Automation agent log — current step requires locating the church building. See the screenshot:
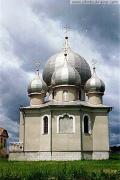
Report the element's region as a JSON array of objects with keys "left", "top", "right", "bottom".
[
  {"left": 9, "top": 32, "right": 112, "bottom": 160},
  {"left": 0, "top": 127, "right": 9, "bottom": 157}
]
